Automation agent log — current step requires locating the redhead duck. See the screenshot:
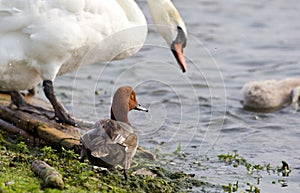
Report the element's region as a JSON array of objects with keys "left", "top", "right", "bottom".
[
  {"left": 80, "top": 86, "right": 148, "bottom": 180},
  {"left": 0, "top": 0, "right": 187, "bottom": 126},
  {"left": 242, "top": 78, "right": 300, "bottom": 112}
]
